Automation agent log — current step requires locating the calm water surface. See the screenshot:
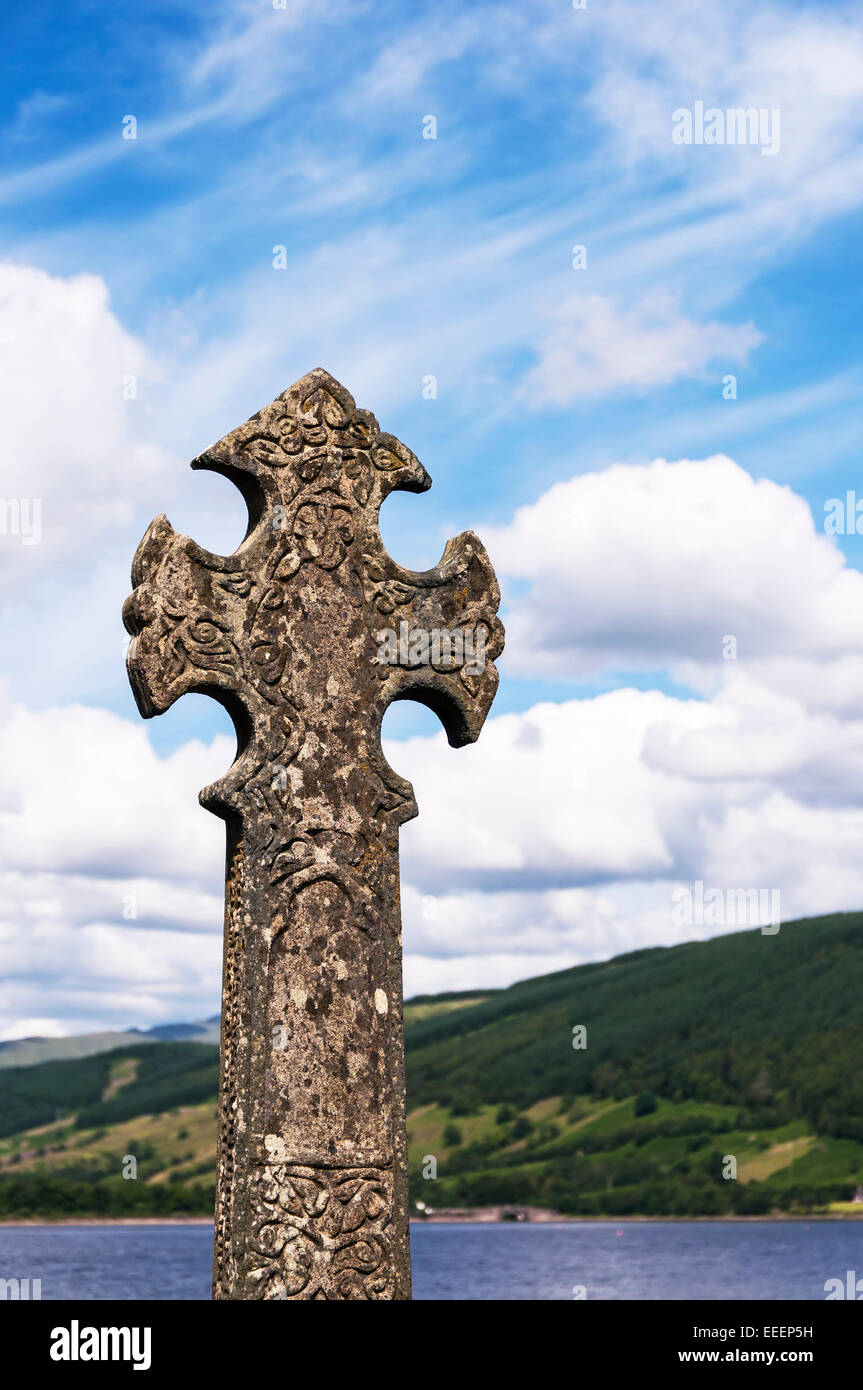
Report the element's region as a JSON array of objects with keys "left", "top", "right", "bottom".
[{"left": 0, "top": 1221, "right": 860, "bottom": 1300}]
